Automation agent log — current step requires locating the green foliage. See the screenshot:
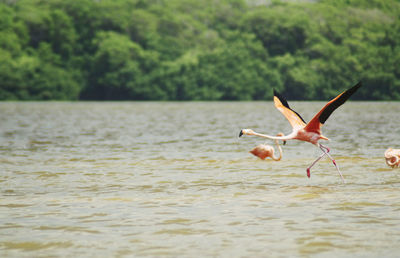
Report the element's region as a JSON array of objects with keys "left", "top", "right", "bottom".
[
  {"left": 83, "top": 31, "right": 160, "bottom": 100},
  {"left": 0, "top": 0, "right": 399, "bottom": 100},
  {"left": 242, "top": 6, "right": 311, "bottom": 56}
]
